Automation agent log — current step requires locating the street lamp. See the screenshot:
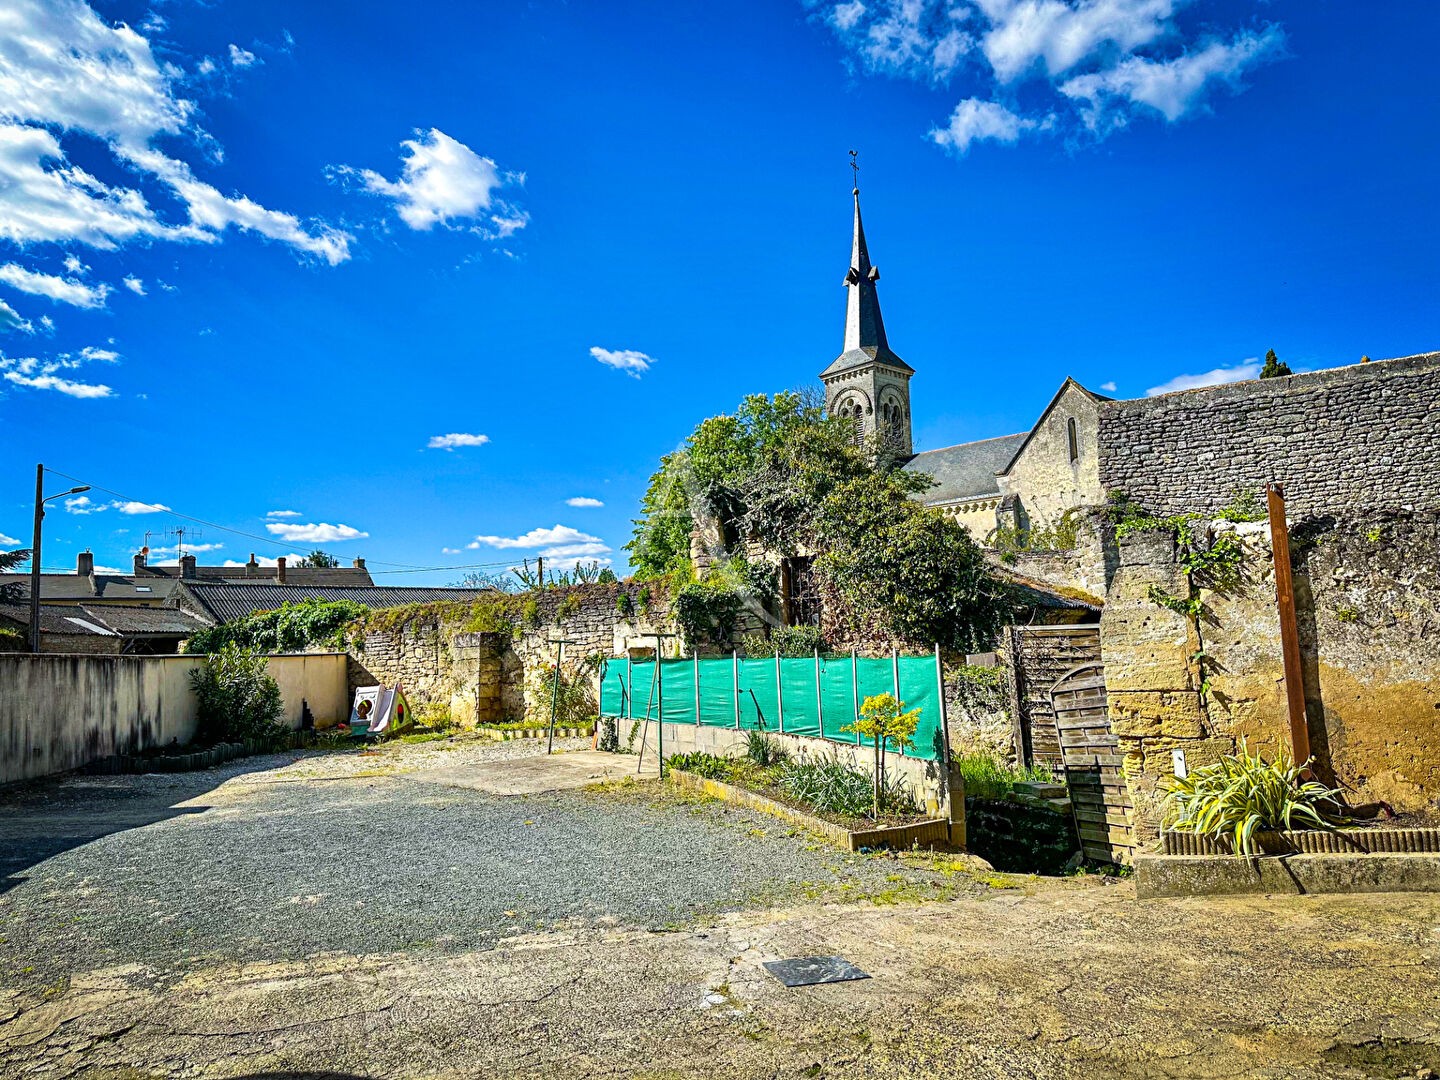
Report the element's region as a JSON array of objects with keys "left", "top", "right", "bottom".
[{"left": 29, "top": 463, "right": 90, "bottom": 653}]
